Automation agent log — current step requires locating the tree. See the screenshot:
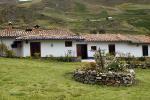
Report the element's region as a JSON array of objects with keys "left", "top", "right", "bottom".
[{"left": 94, "top": 48, "right": 105, "bottom": 72}]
